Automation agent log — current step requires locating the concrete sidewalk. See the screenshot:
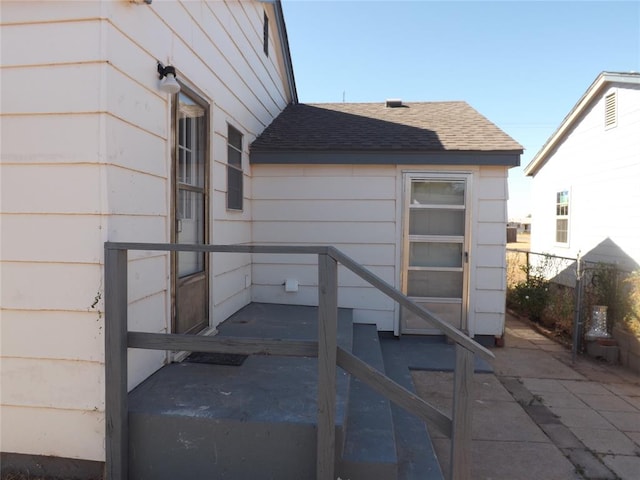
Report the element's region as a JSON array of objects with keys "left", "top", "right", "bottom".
[{"left": 412, "top": 313, "right": 640, "bottom": 479}]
